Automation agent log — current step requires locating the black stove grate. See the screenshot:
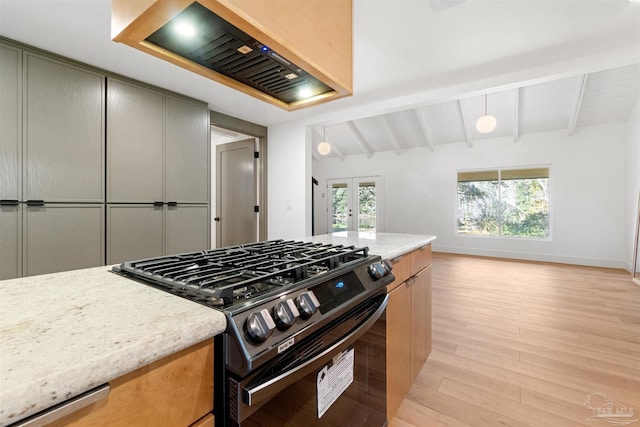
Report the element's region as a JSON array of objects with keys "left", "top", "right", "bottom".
[{"left": 117, "top": 240, "right": 370, "bottom": 309}]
